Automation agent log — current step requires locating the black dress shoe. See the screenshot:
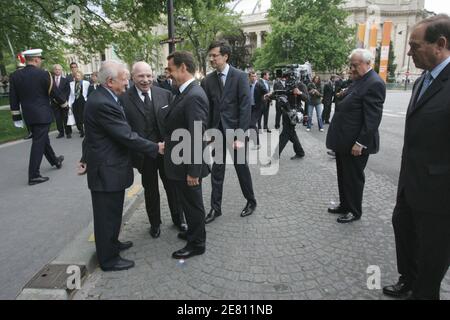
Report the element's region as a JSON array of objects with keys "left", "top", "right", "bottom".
[
  {"left": 328, "top": 205, "right": 349, "bottom": 214},
  {"left": 290, "top": 154, "right": 305, "bottom": 160},
  {"left": 383, "top": 281, "right": 412, "bottom": 298},
  {"left": 172, "top": 245, "right": 205, "bottom": 259},
  {"left": 28, "top": 176, "right": 50, "bottom": 186},
  {"left": 266, "top": 129, "right": 272, "bottom": 133},
  {"left": 118, "top": 241, "right": 133, "bottom": 251},
  {"left": 205, "top": 209, "right": 222, "bottom": 224},
  {"left": 55, "top": 155, "right": 64, "bottom": 169},
  {"left": 80, "top": 132, "right": 85, "bottom": 138},
  {"left": 177, "top": 232, "right": 187, "bottom": 241},
  {"left": 66, "top": 134, "right": 72, "bottom": 139},
  {"left": 56, "top": 133, "right": 64, "bottom": 139},
  {"left": 150, "top": 225, "right": 161, "bottom": 238},
  {"left": 337, "top": 212, "right": 360, "bottom": 224},
  {"left": 240, "top": 202, "right": 256, "bottom": 217},
  {"left": 101, "top": 257, "right": 135, "bottom": 272}
]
